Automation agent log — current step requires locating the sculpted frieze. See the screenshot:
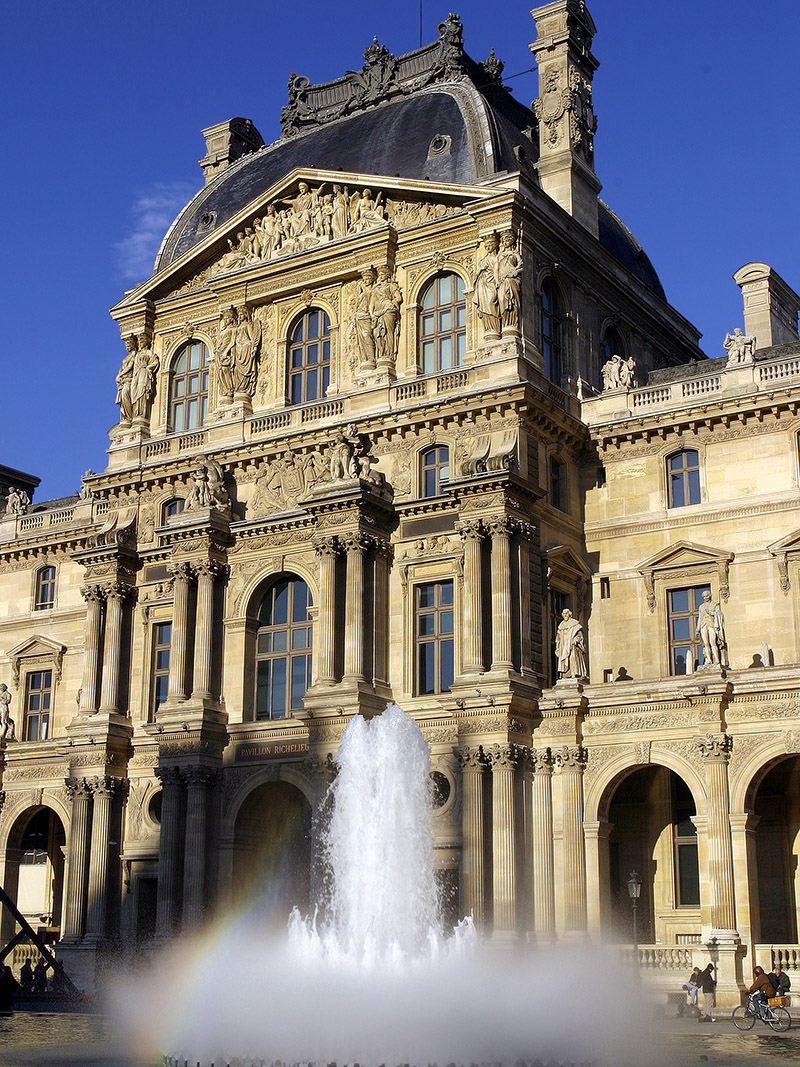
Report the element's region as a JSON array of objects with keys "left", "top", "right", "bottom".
[
  {"left": 726, "top": 700, "right": 800, "bottom": 721},
  {"left": 582, "top": 711, "right": 697, "bottom": 734}
]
